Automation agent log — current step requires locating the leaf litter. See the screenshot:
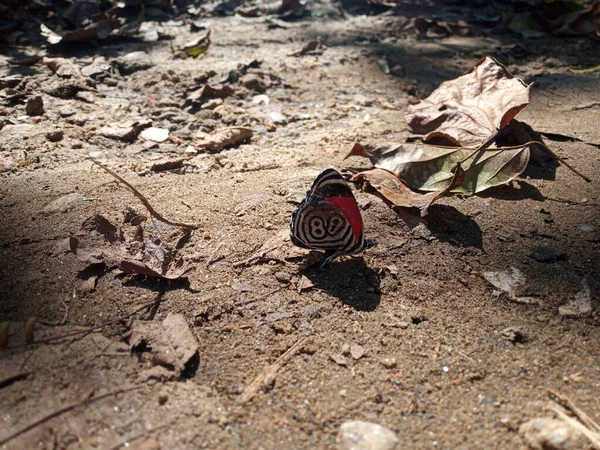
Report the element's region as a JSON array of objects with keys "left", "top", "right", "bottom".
[{"left": 345, "top": 56, "right": 590, "bottom": 211}]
